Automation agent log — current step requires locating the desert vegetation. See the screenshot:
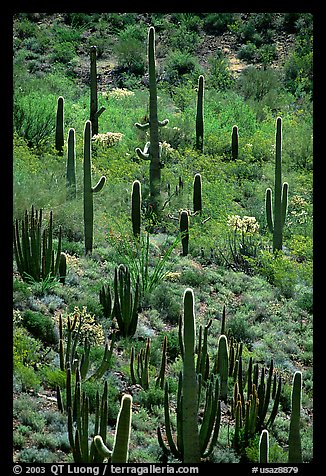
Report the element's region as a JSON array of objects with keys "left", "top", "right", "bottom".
[{"left": 13, "top": 12, "right": 313, "bottom": 465}]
